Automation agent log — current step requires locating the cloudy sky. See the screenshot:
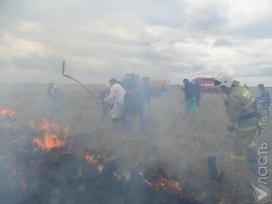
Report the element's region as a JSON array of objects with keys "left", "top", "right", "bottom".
[{"left": 1, "top": 0, "right": 272, "bottom": 86}]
